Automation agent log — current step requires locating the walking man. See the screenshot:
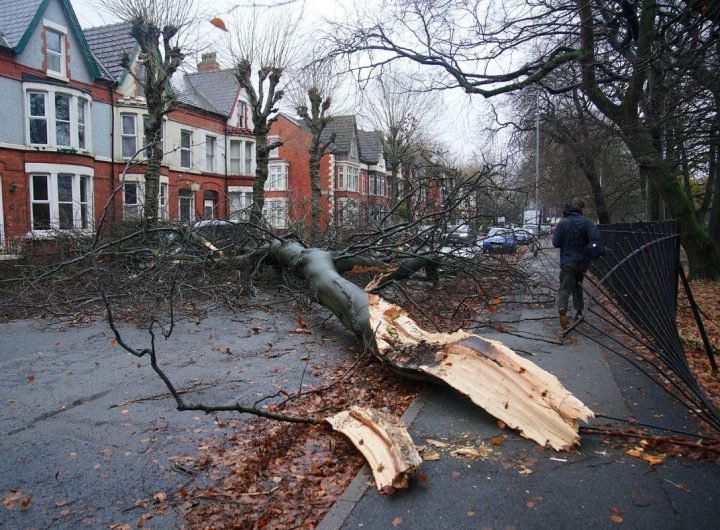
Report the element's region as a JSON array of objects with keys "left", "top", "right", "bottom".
[{"left": 552, "top": 198, "right": 600, "bottom": 330}]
